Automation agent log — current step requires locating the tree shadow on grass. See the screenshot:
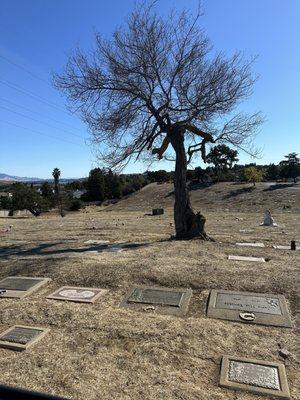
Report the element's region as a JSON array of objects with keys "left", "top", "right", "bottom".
[
  {"left": 263, "top": 183, "right": 297, "bottom": 191},
  {"left": 222, "top": 186, "right": 254, "bottom": 199},
  {"left": 0, "top": 240, "right": 158, "bottom": 260}
]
